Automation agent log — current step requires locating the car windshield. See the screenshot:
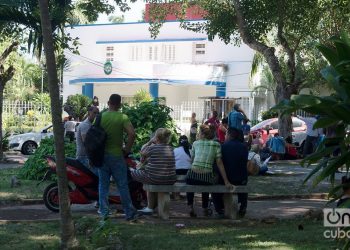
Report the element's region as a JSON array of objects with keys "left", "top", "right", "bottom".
[{"left": 251, "top": 119, "right": 274, "bottom": 130}]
